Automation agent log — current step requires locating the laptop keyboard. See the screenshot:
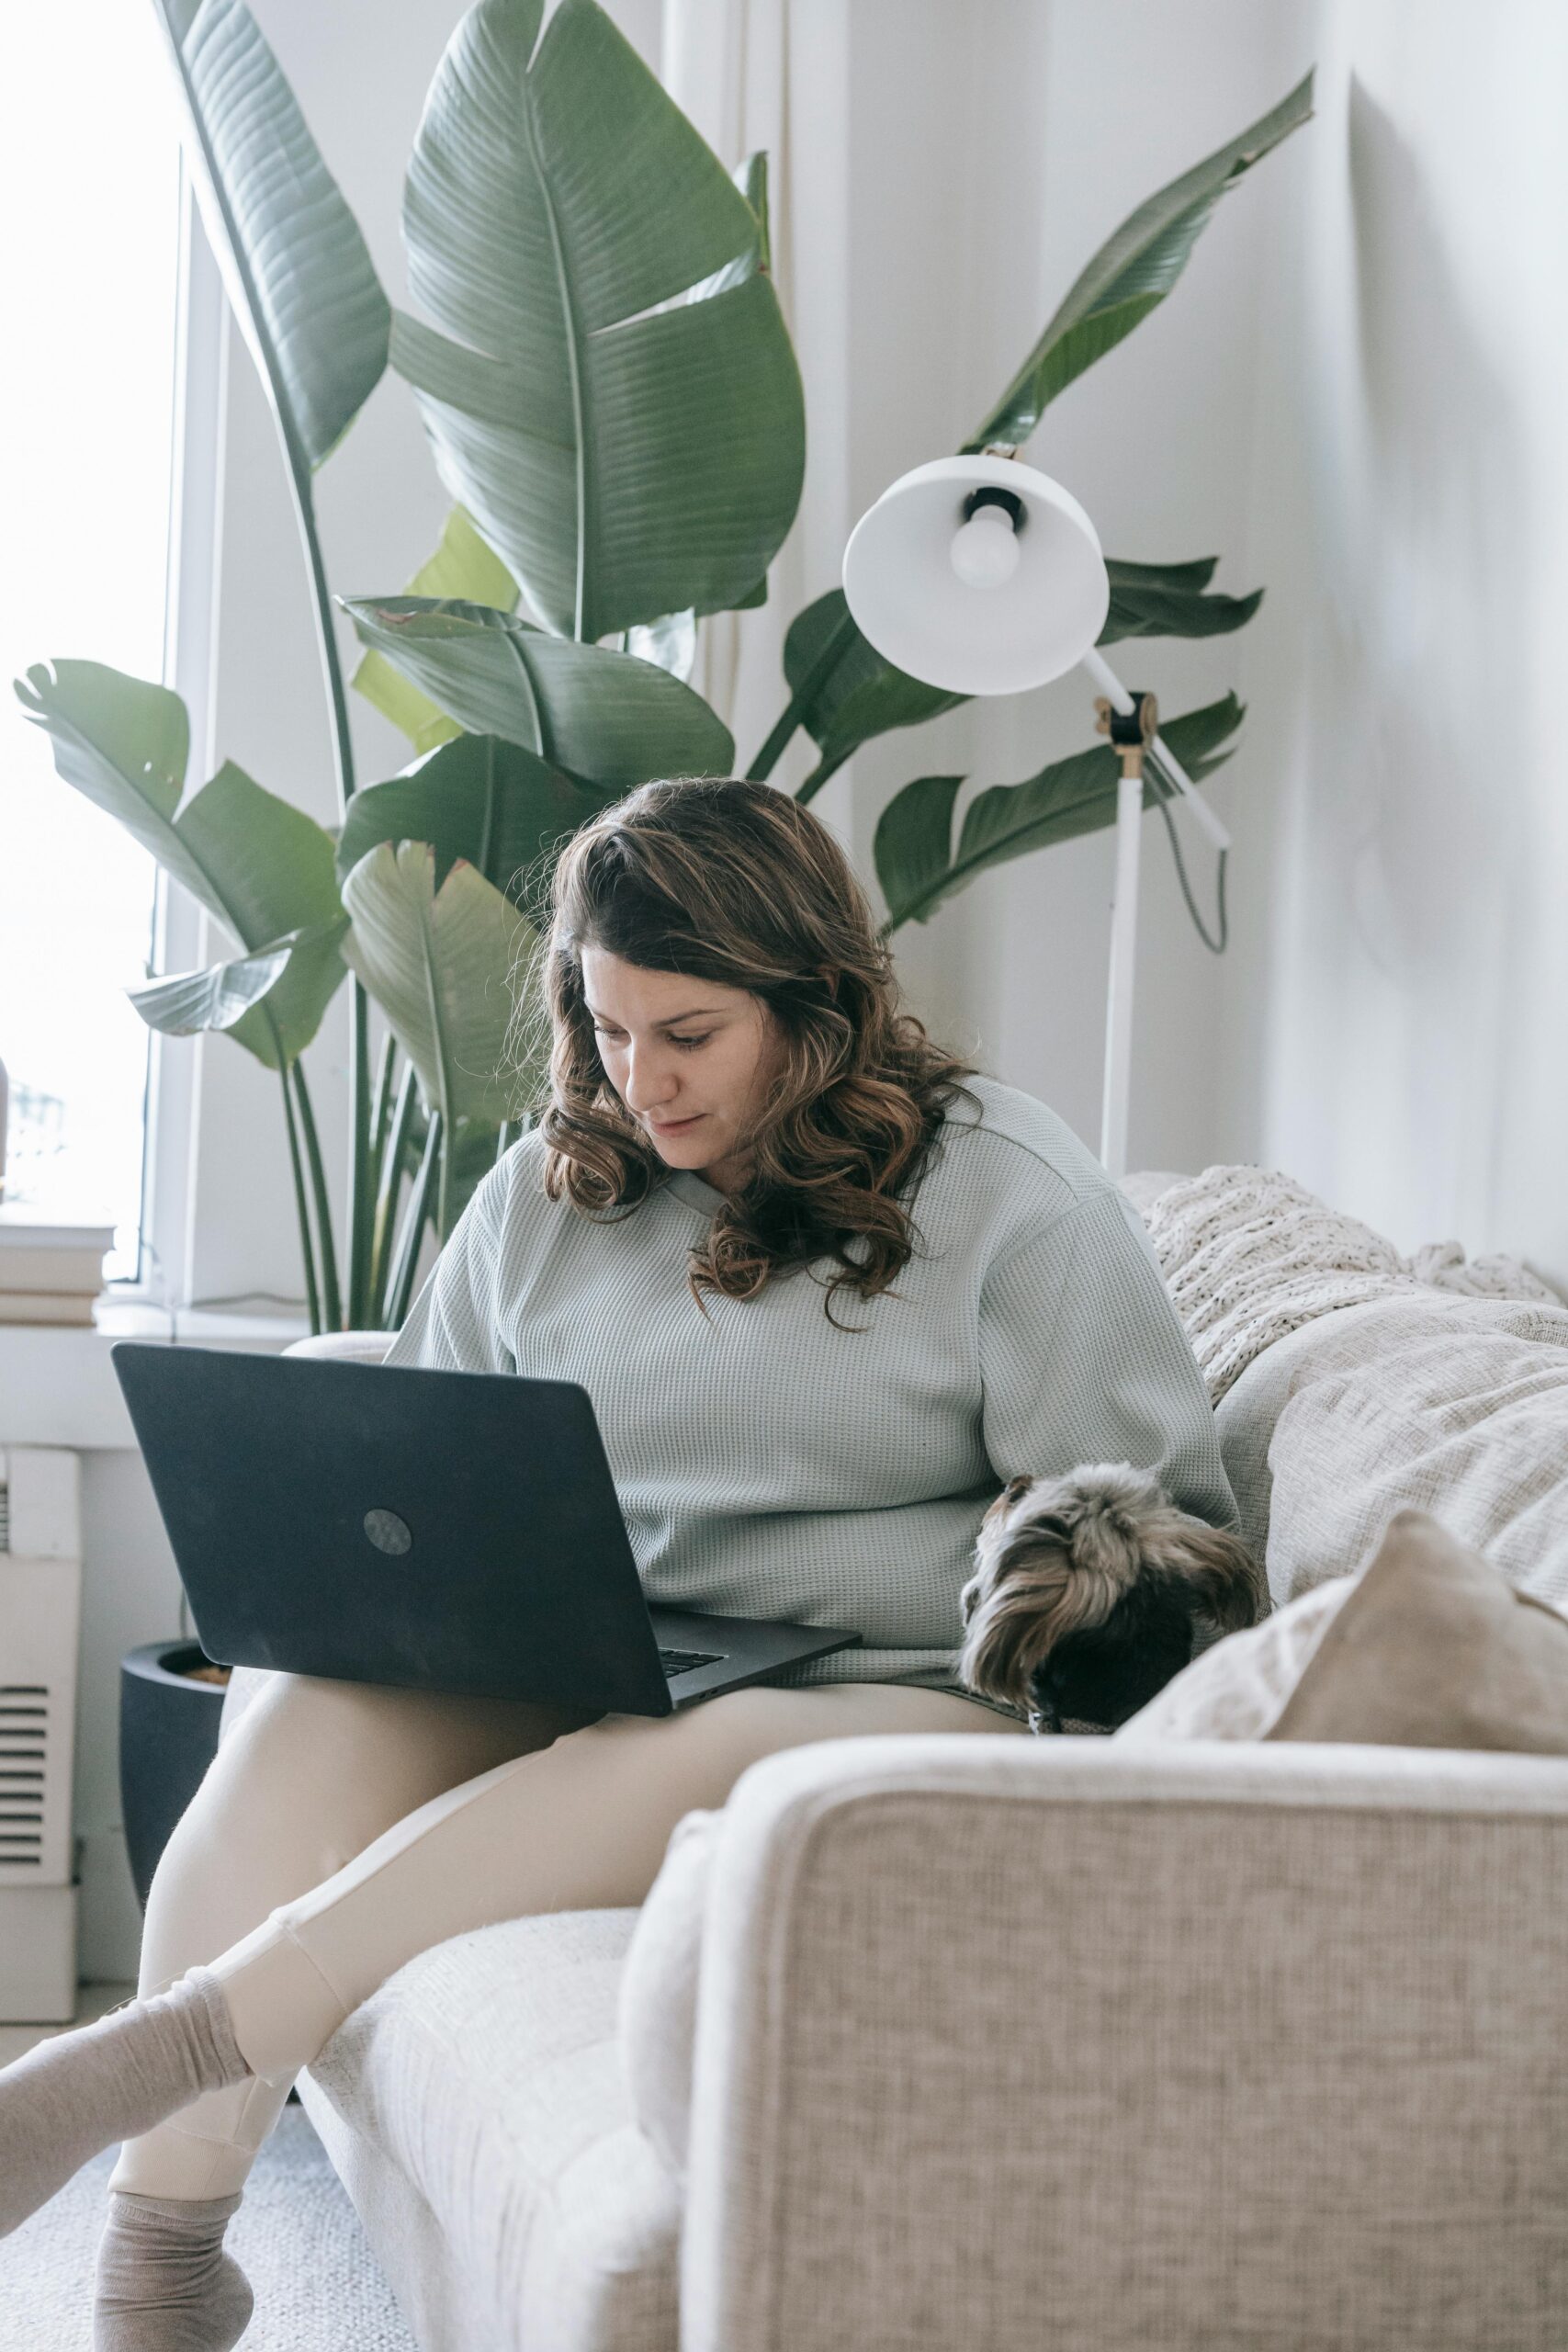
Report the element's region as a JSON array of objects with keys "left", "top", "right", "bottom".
[{"left": 659, "top": 1646, "right": 724, "bottom": 1679}]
